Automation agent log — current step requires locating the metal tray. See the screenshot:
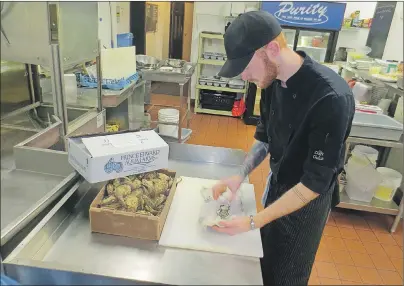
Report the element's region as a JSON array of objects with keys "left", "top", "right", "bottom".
[
  {"left": 154, "top": 127, "right": 192, "bottom": 143},
  {"left": 351, "top": 112, "right": 403, "bottom": 141},
  {"left": 141, "top": 63, "right": 196, "bottom": 84}
]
